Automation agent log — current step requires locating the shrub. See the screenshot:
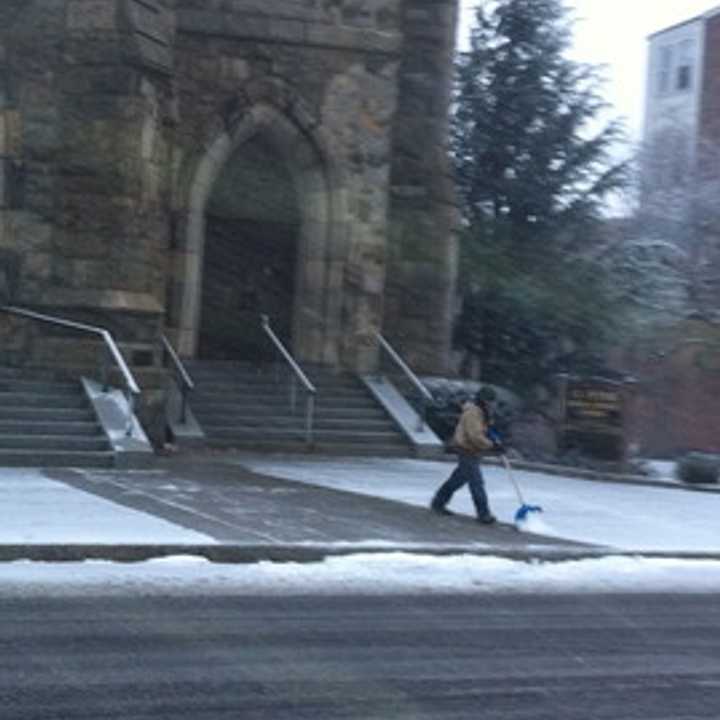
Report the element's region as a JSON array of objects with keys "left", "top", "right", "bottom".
[
  {"left": 676, "top": 453, "right": 720, "bottom": 484},
  {"left": 420, "top": 378, "right": 520, "bottom": 443}
]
